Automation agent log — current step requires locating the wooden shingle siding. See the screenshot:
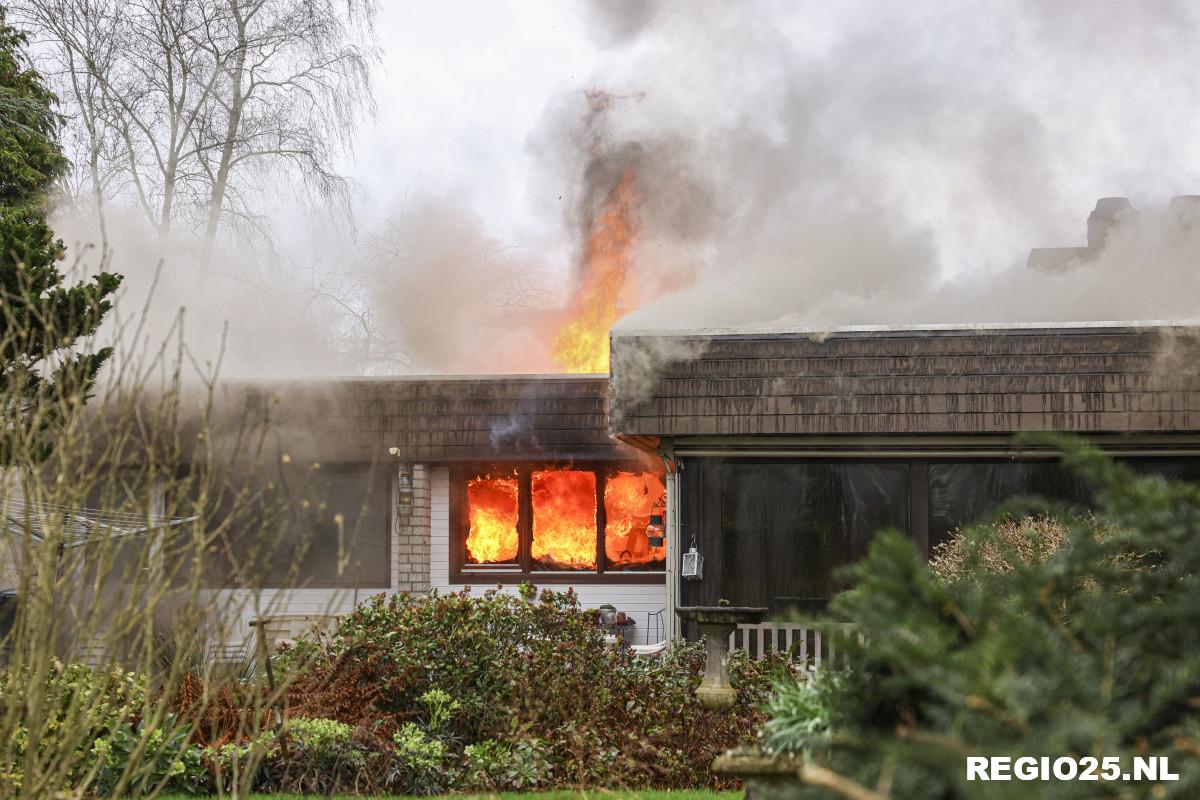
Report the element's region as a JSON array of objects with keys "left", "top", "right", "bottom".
[
  {"left": 213, "top": 375, "right": 640, "bottom": 463},
  {"left": 609, "top": 325, "right": 1200, "bottom": 437}
]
